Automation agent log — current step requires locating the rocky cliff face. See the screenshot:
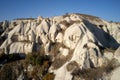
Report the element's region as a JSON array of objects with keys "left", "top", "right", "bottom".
[{"left": 0, "top": 13, "right": 120, "bottom": 80}]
